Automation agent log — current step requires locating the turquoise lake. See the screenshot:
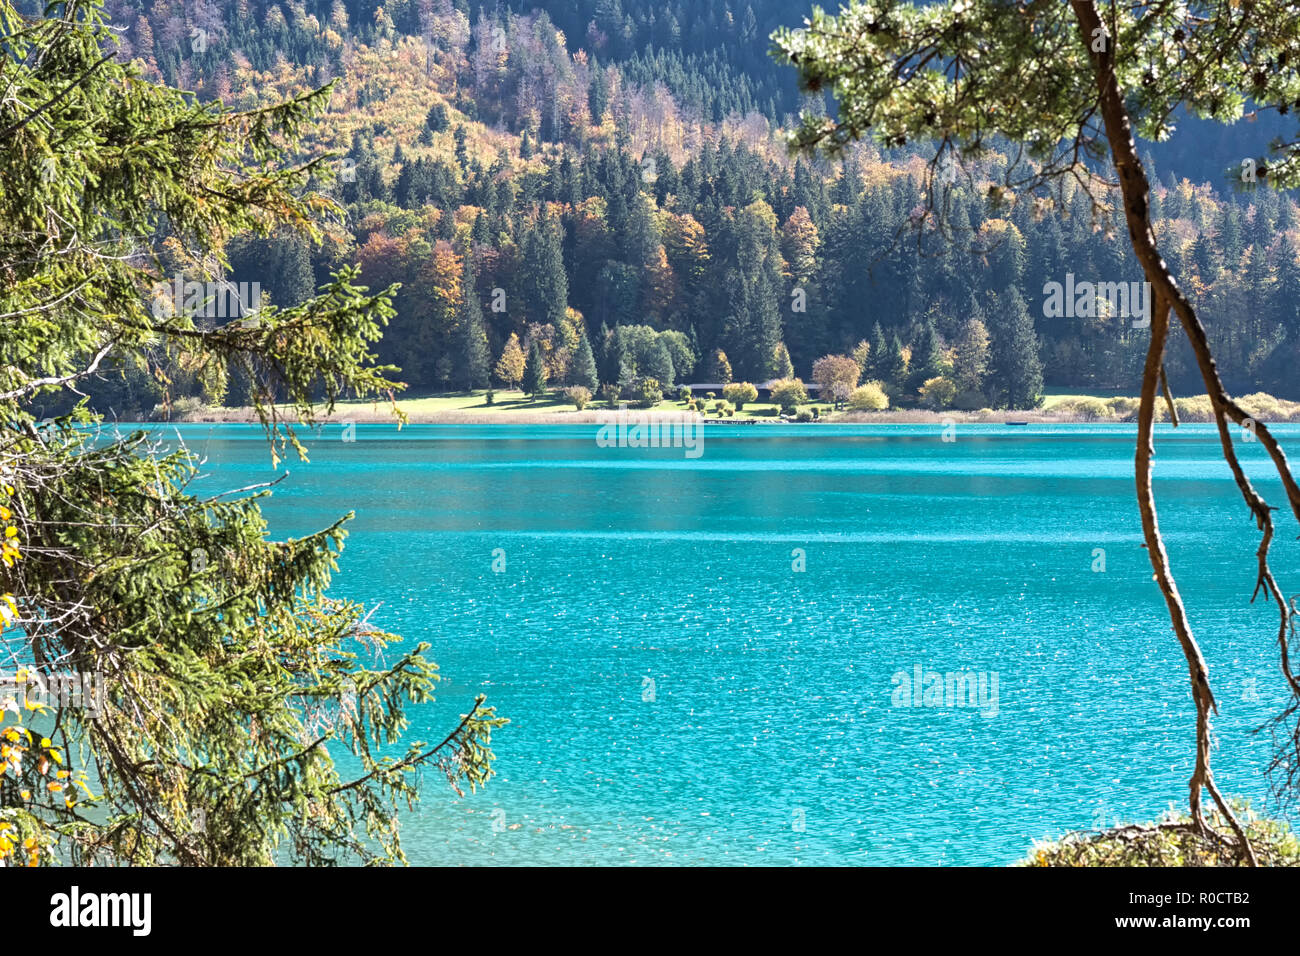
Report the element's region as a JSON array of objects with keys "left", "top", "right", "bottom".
[{"left": 159, "top": 422, "right": 1300, "bottom": 865}]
